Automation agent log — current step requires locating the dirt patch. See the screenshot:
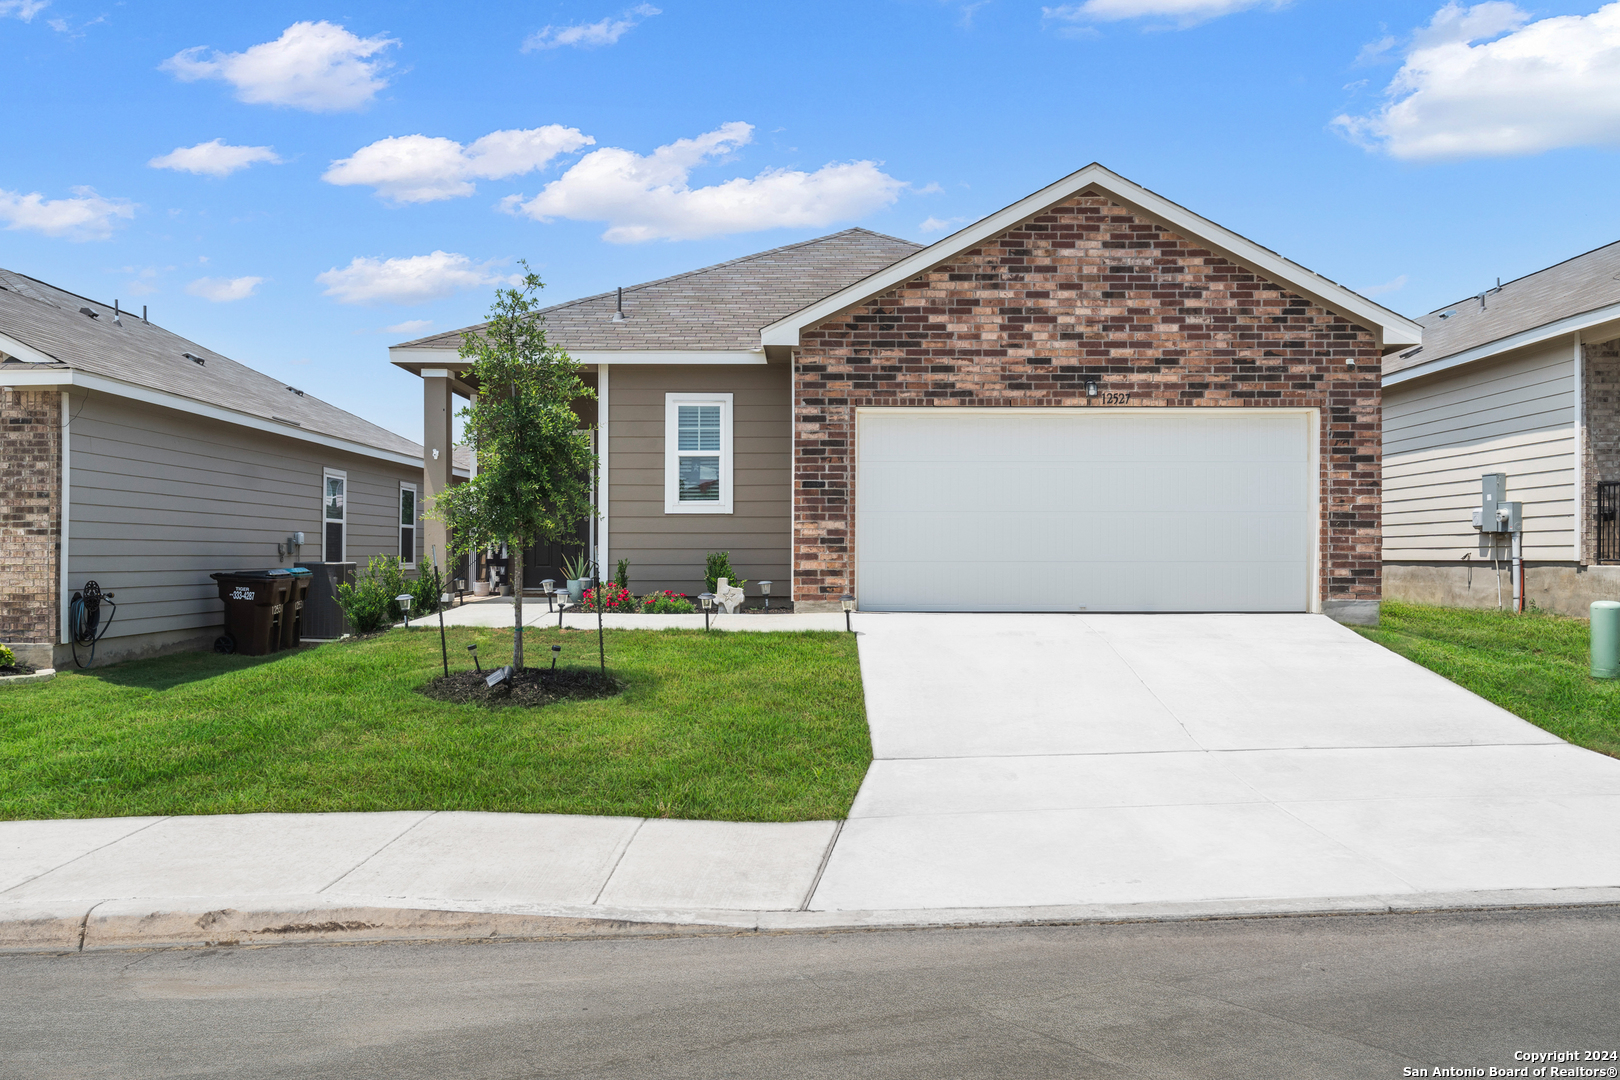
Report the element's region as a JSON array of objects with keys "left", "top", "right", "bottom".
[
  {"left": 0, "top": 664, "right": 37, "bottom": 677},
  {"left": 418, "top": 666, "right": 623, "bottom": 708}
]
